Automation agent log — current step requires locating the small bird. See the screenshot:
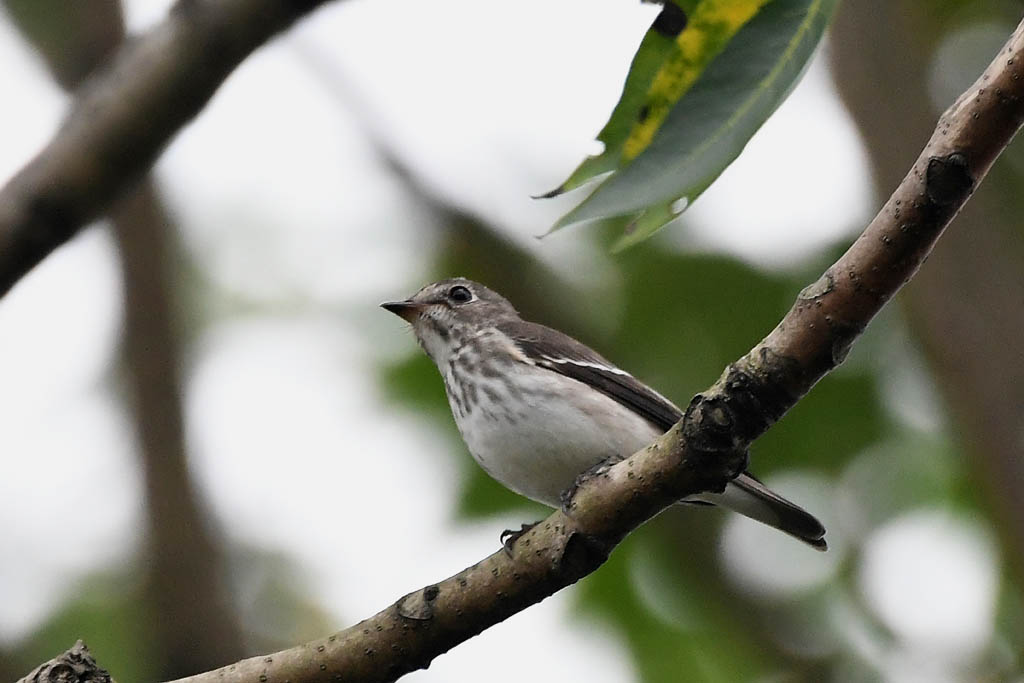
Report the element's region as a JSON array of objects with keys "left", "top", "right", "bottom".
[{"left": 382, "top": 278, "right": 826, "bottom": 550}]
